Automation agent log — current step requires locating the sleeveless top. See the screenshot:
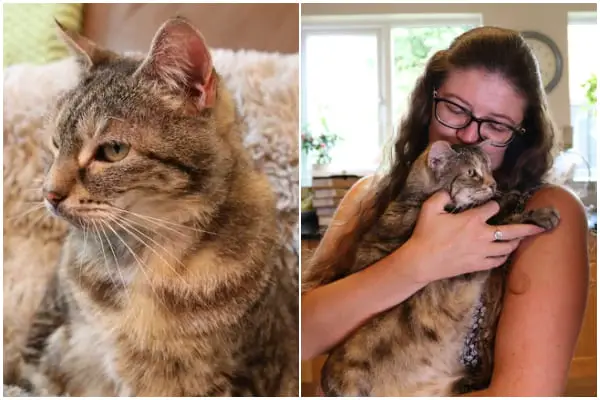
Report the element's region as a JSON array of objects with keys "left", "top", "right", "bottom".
[{"left": 460, "top": 297, "right": 486, "bottom": 371}]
